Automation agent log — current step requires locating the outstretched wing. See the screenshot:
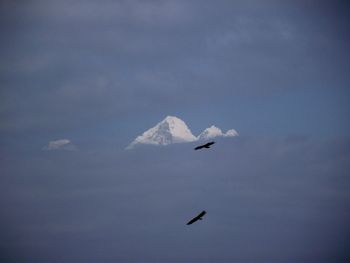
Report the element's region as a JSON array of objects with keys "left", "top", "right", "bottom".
[
  {"left": 204, "top": 142, "right": 215, "bottom": 148},
  {"left": 186, "top": 217, "right": 198, "bottom": 225},
  {"left": 194, "top": 145, "right": 204, "bottom": 150},
  {"left": 194, "top": 142, "right": 215, "bottom": 150},
  {"left": 198, "top": 210, "right": 206, "bottom": 217},
  {"left": 186, "top": 211, "right": 207, "bottom": 225}
]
